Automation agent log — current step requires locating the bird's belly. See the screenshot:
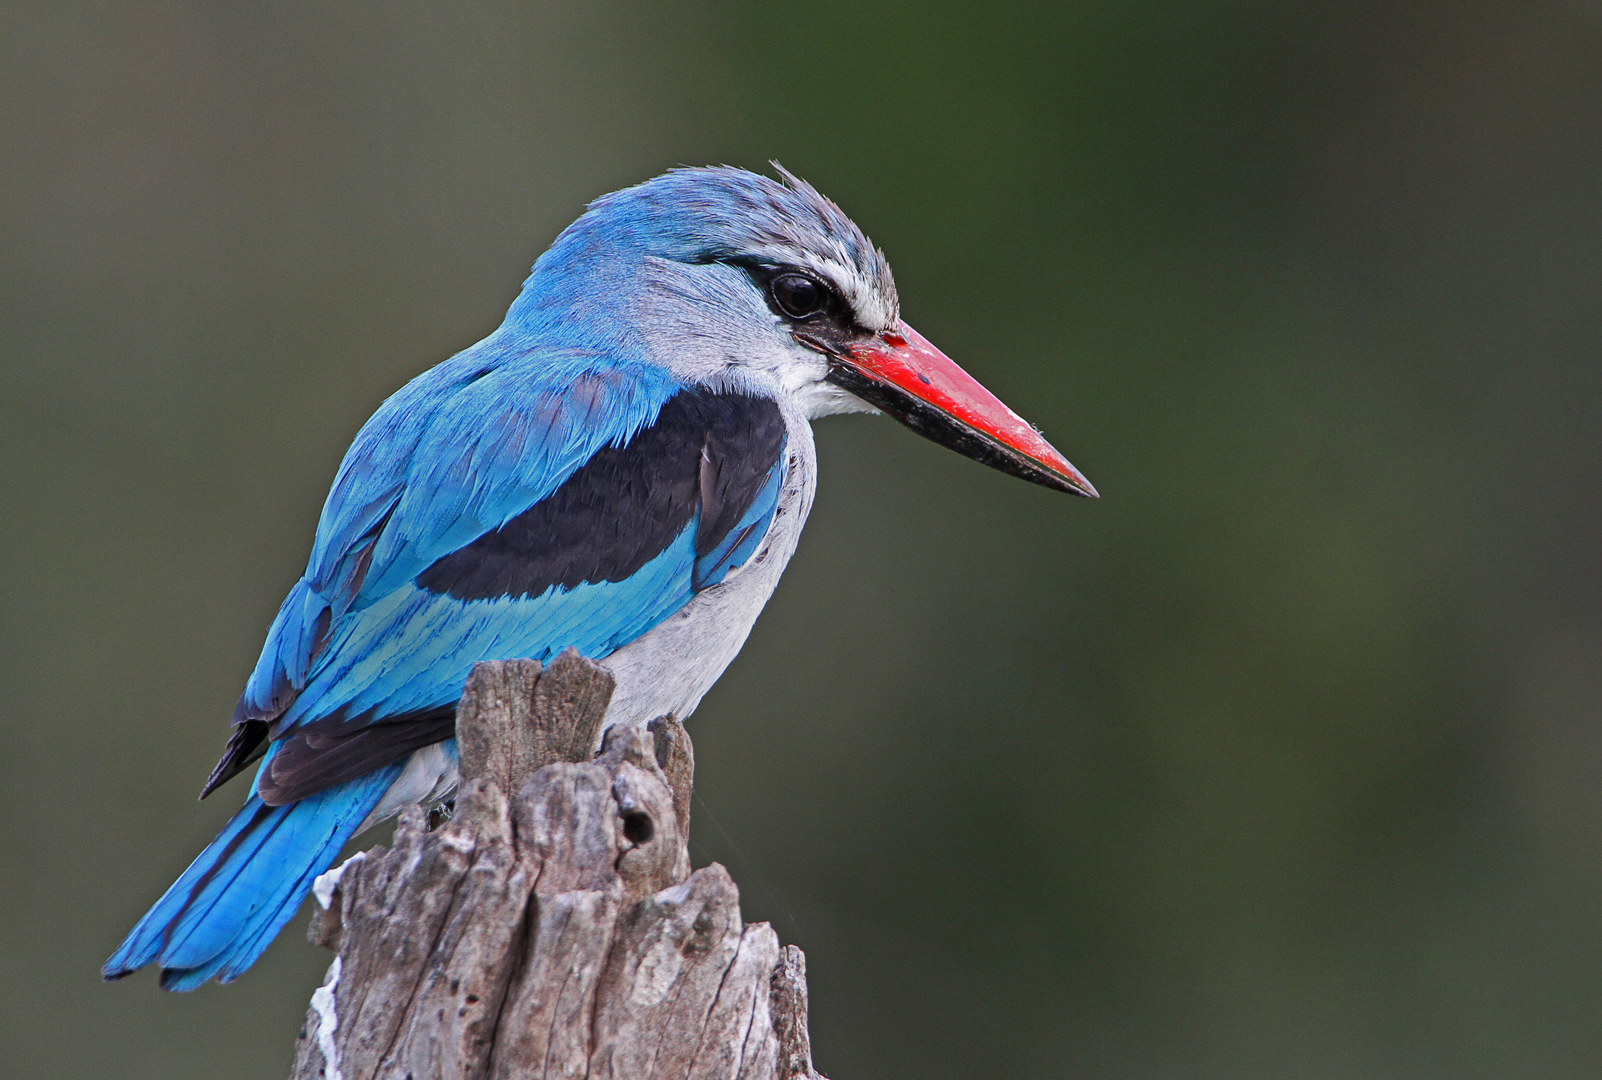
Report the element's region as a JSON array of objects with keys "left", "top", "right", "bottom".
[{"left": 603, "top": 416, "right": 817, "bottom": 729}]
